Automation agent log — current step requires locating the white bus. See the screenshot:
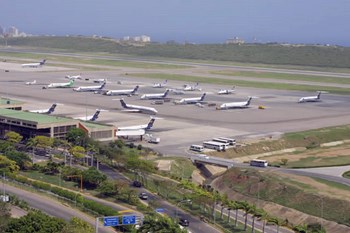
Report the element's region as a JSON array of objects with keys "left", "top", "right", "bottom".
[
  {"left": 212, "top": 138, "right": 231, "bottom": 147},
  {"left": 250, "top": 159, "right": 268, "bottom": 167},
  {"left": 190, "top": 144, "right": 204, "bottom": 152},
  {"left": 217, "top": 137, "right": 236, "bottom": 145},
  {"left": 203, "top": 141, "right": 226, "bottom": 151}
]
